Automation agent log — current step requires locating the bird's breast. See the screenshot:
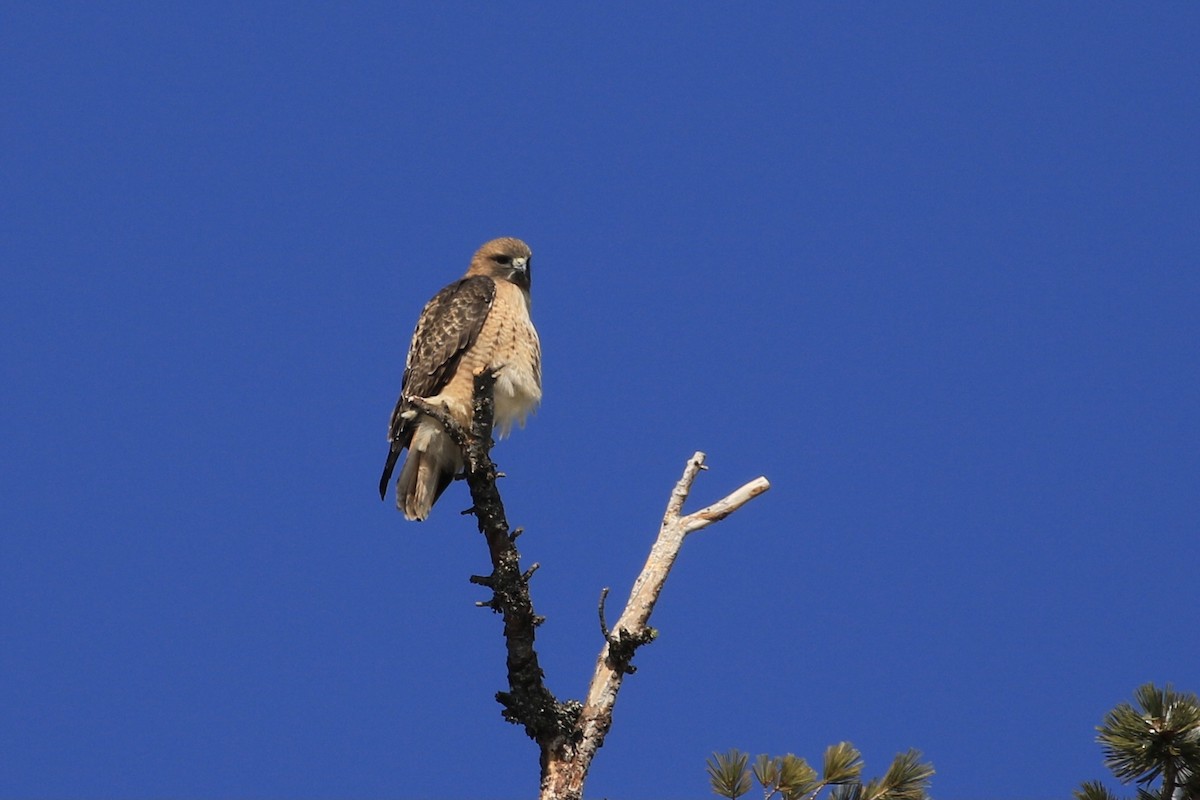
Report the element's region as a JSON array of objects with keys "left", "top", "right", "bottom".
[{"left": 489, "top": 283, "right": 541, "bottom": 437}]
